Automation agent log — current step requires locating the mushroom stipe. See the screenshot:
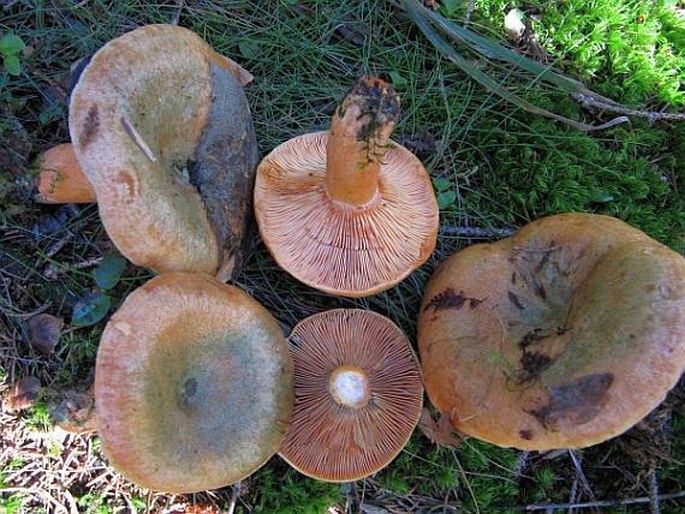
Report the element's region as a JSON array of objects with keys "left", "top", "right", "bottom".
[
  {"left": 279, "top": 309, "right": 424, "bottom": 482},
  {"left": 254, "top": 77, "right": 439, "bottom": 298}
]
